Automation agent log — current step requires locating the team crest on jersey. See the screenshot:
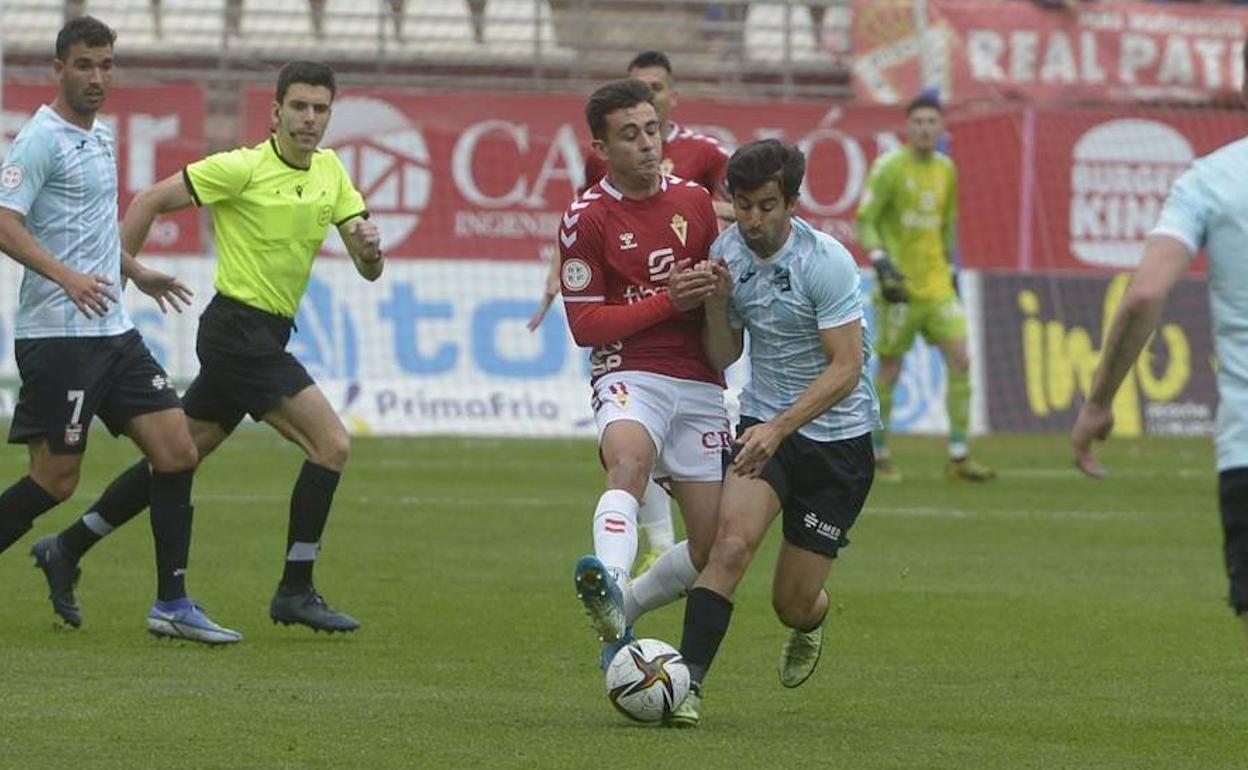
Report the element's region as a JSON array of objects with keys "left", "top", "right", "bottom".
[
  {"left": 562, "top": 258, "right": 592, "bottom": 291},
  {"left": 619, "top": 232, "right": 638, "bottom": 251},
  {"left": 608, "top": 382, "right": 629, "bottom": 408},
  {"left": 0, "top": 165, "right": 23, "bottom": 190},
  {"left": 660, "top": 157, "right": 675, "bottom": 175},
  {"left": 64, "top": 423, "right": 83, "bottom": 447},
  {"left": 670, "top": 214, "right": 688, "bottom": 246}
]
